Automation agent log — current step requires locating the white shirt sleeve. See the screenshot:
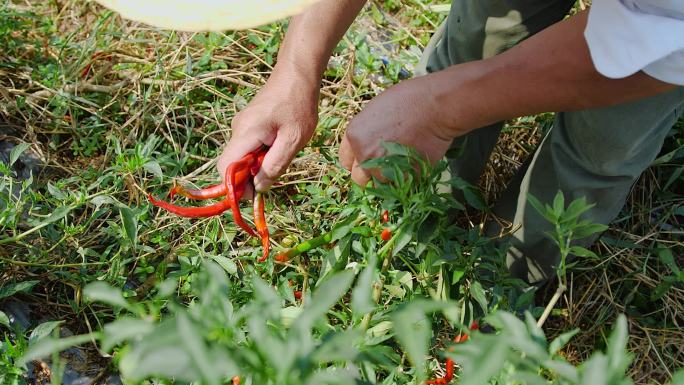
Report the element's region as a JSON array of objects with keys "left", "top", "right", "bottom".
[{"left": 584, "top": 0, "right": 684, "bottom": 85}]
